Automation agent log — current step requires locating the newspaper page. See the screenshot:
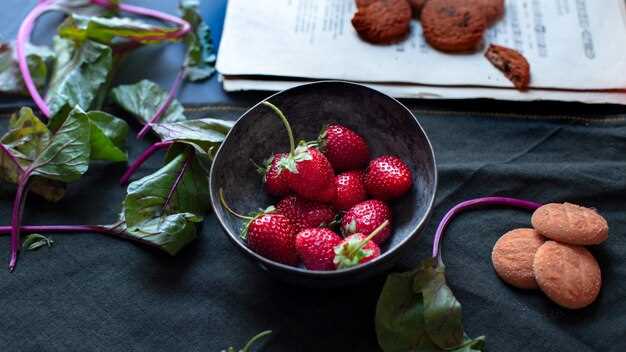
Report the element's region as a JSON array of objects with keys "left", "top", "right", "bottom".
[{"left": 217, "top": 0, "right": 626, "bottom": 90}]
